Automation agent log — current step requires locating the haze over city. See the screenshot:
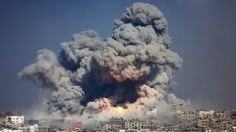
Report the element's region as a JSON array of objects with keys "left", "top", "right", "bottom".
[{"left": 0, "top": 1, "right": 235, "bottom": 111}]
